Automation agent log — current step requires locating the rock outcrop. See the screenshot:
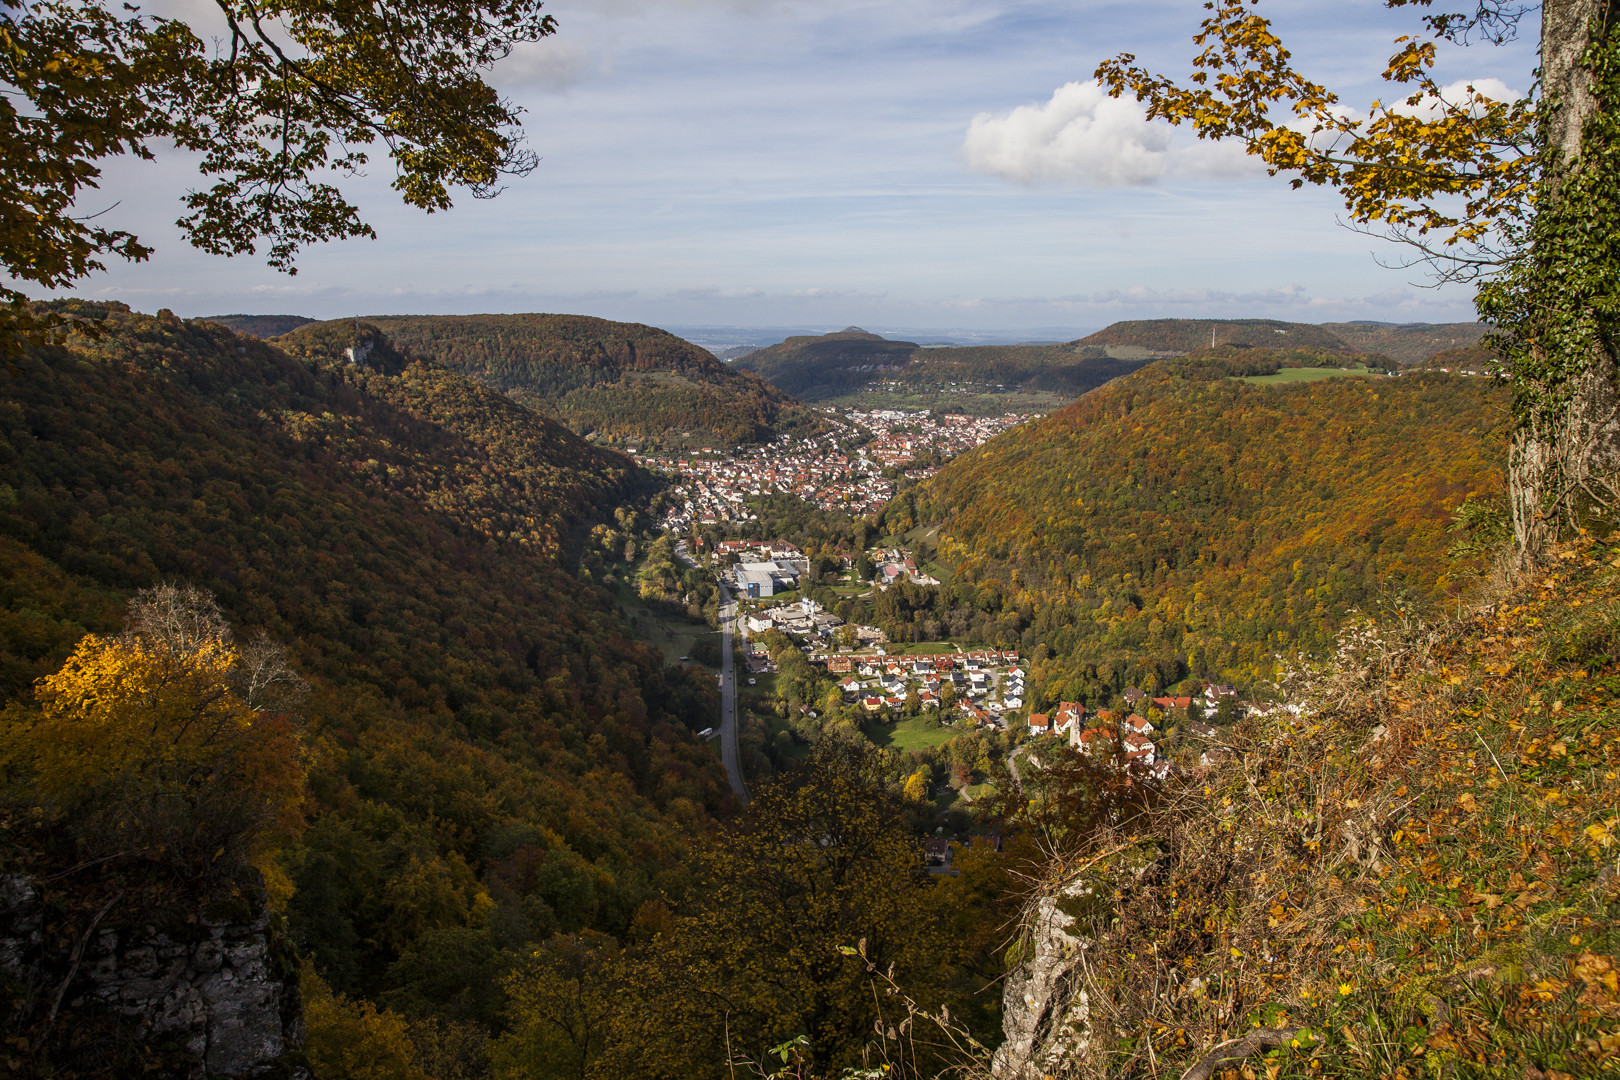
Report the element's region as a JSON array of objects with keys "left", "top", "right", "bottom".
[
  {"left": 991, "top": 882, "right": 1095, "bottom": 1079},
  {"left": 1, "top": 872, "right": 308, "bottom": 1078}
]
